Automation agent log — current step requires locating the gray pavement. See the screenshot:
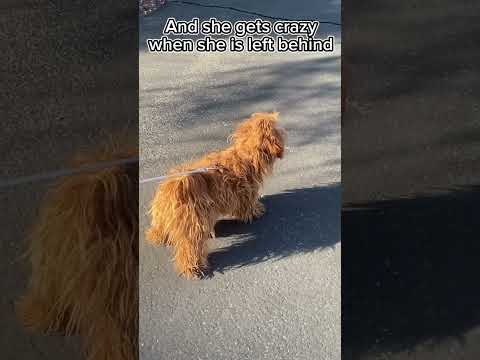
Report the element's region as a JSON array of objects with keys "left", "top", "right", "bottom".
[{"left": 139, "top": 1, "right": 341, "bottom": 359}]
